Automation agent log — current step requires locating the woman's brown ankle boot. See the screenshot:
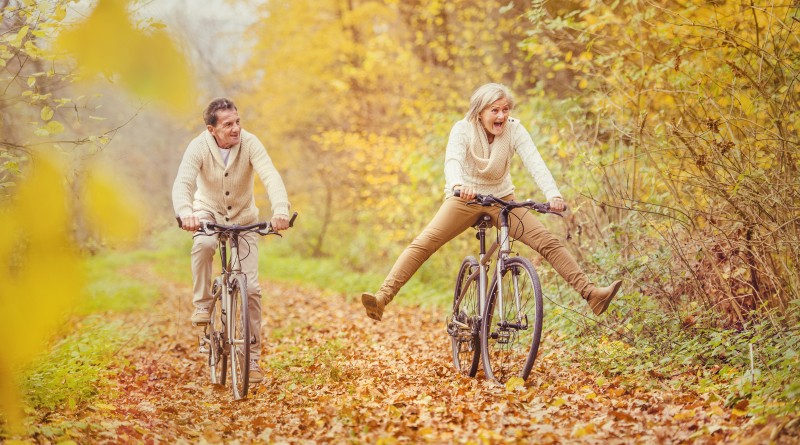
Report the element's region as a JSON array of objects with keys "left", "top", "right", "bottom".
[
  {"left": 361, "top": 292, "right": 386, "bottom": 321},
  {"left": 586, "top": 280, "right": 622, "bottom": 315}
]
